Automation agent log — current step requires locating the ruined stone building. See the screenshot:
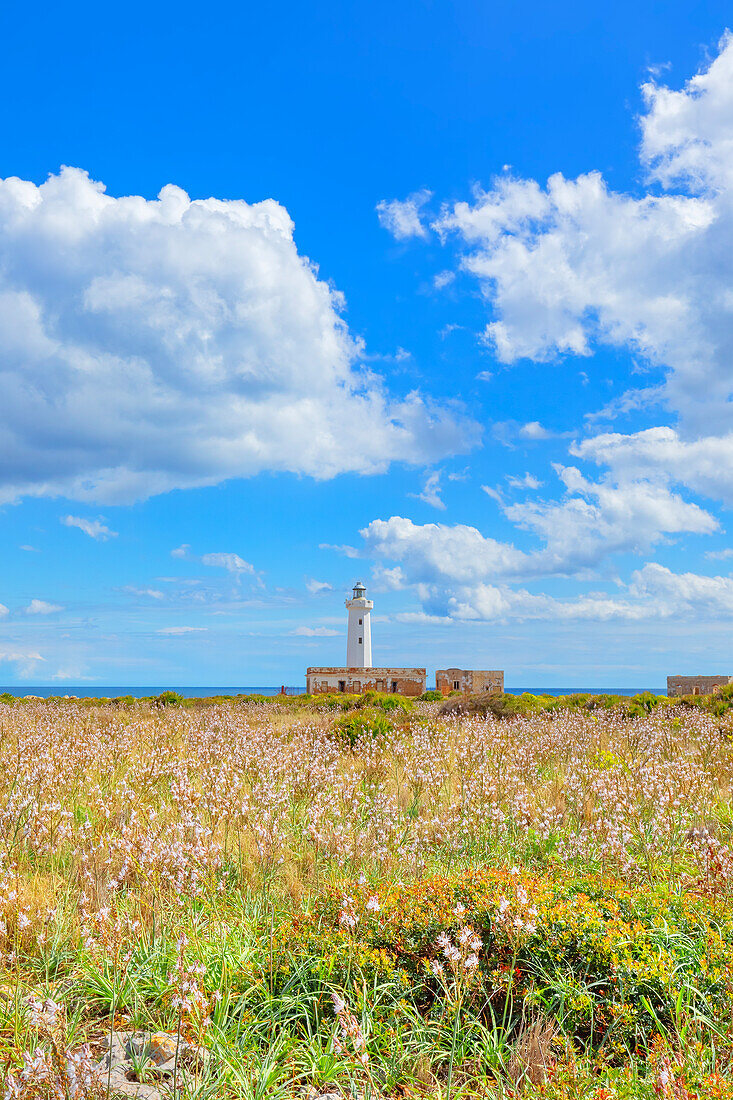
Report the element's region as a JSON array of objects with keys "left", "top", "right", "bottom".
[
  {"left": 435, "top": 668, "right": 504, "bottom": 695},
  {"left": 306, "top": 666, "right": 426, "bottom": 696},
  {"left": 667, "top": 674, "right": 733, "bottom": 697}
]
